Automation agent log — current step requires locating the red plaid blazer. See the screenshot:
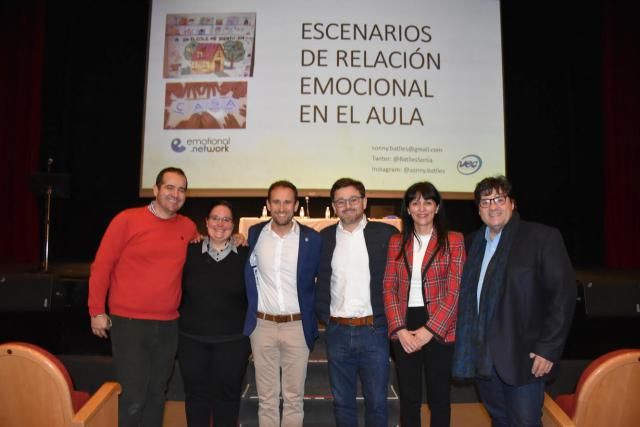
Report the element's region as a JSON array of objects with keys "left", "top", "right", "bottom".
[{"left": 383, "top": 230, "right": 465, "bottom": 343}]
